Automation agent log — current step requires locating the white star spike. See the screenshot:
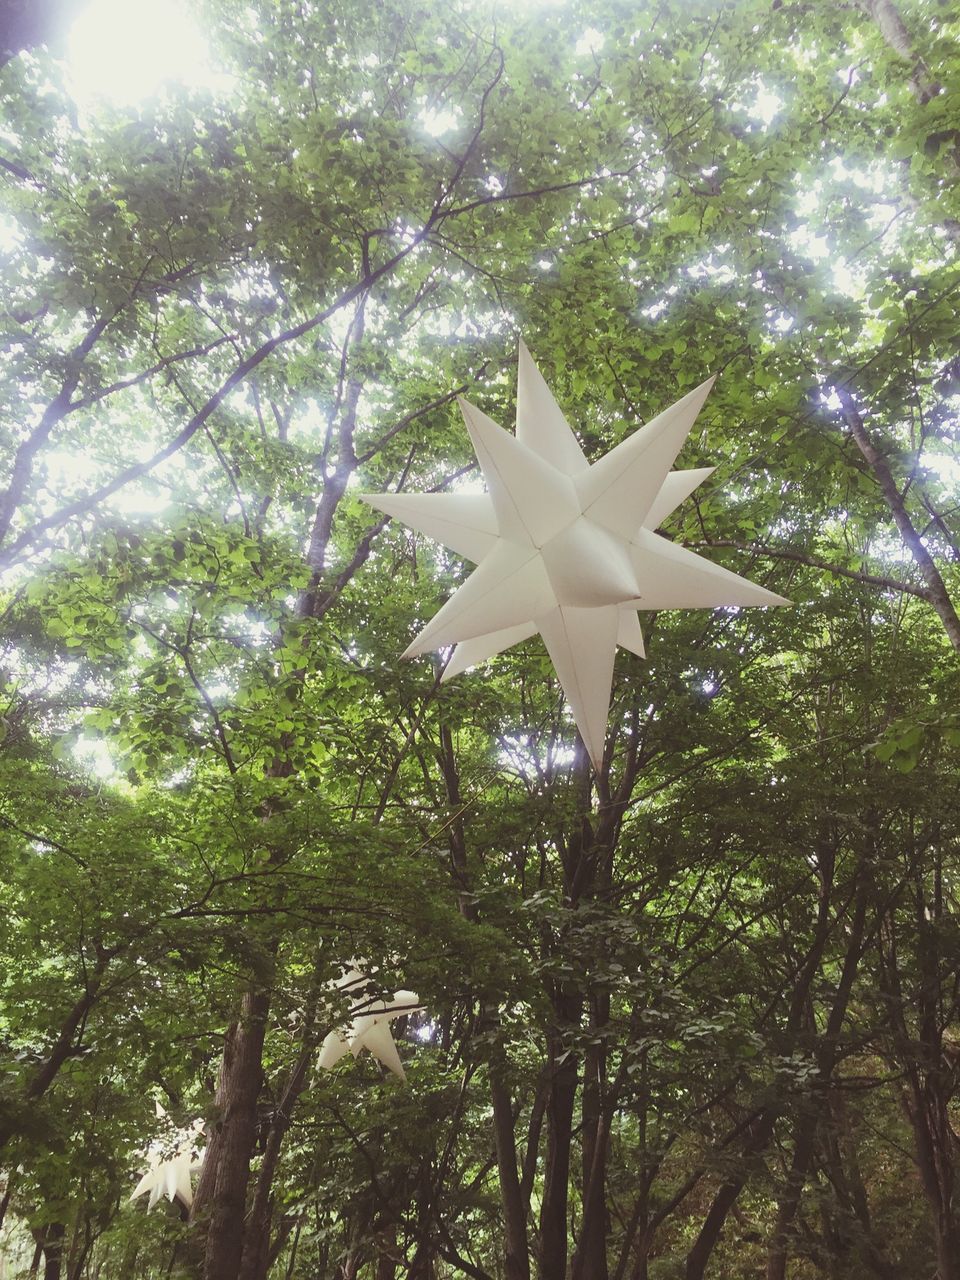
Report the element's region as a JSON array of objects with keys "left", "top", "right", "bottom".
[
  {"left": 131, "top": 1105, "right": 204, "bottom": 1211},
  {"left": 362, "top": 340, "right": 788, "bottom": 770},
  {"left": 318, "top": 966, "right": 421, "bottom": 1083}
]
